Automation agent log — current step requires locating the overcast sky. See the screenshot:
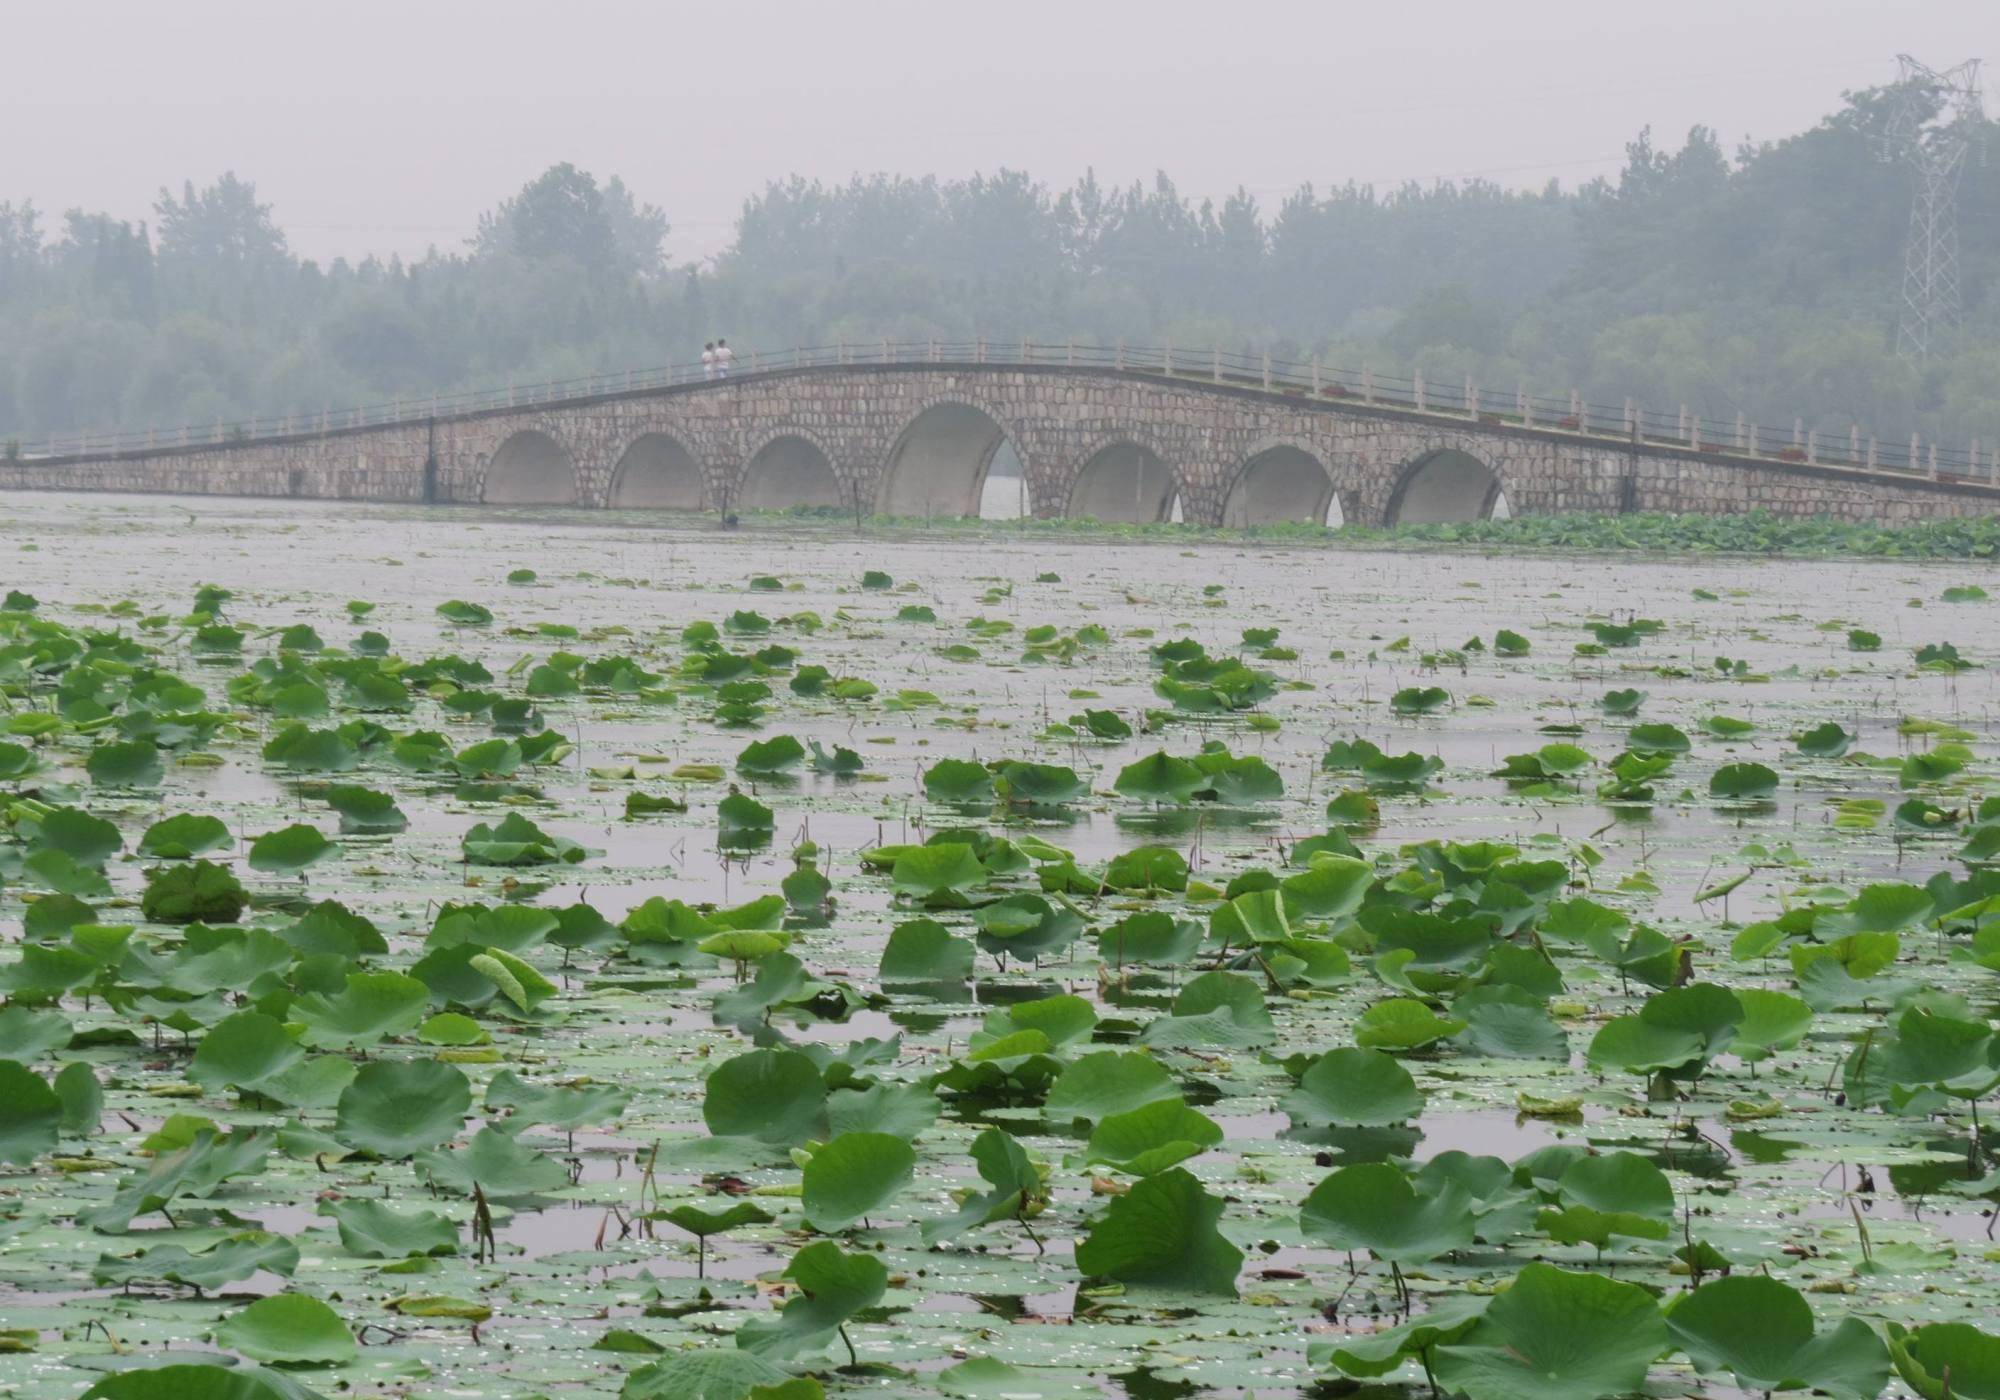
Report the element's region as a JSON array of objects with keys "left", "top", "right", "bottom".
[{"left": 6, "top": 0, "right": 1991, "bottom": 266}]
